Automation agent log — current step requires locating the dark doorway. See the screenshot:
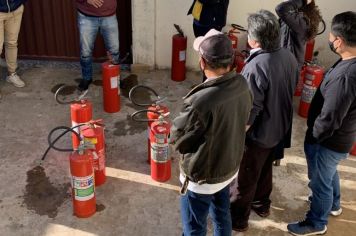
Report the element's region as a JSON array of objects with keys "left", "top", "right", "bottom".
[{"left": 17, "top": 0, "right": 132, "bottom": 63}]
